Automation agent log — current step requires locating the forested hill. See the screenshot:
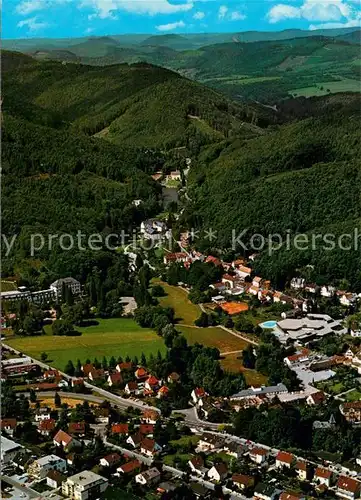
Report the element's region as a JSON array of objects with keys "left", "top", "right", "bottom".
[
  {"left": 185, "top": 93, "right": 361, "bottom": 289},
  {"left": 2, "top": 50, "right": 265, "bottom": 149}
]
